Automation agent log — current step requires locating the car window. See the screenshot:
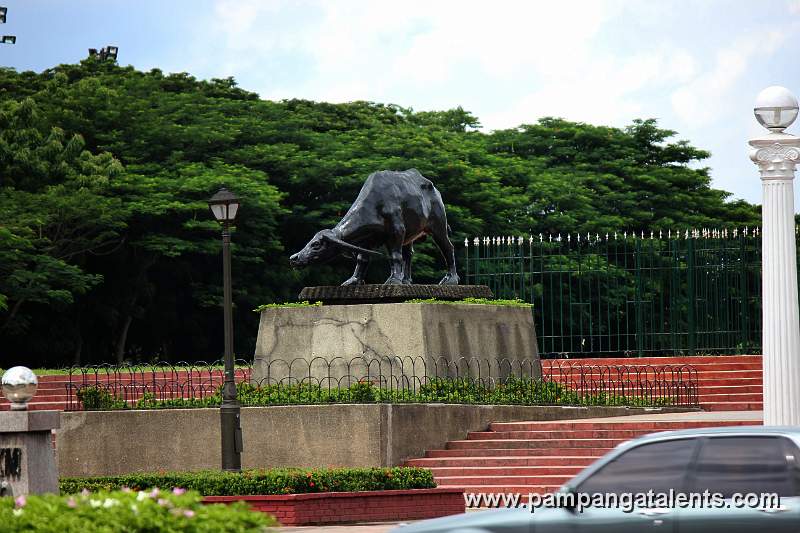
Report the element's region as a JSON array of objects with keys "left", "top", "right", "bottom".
[
  {"left": 578, "top": 438, "right": 697, "bottom": 495},
  {"left": 690, "top": 436, "right": 796, "bottom": 497}
]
